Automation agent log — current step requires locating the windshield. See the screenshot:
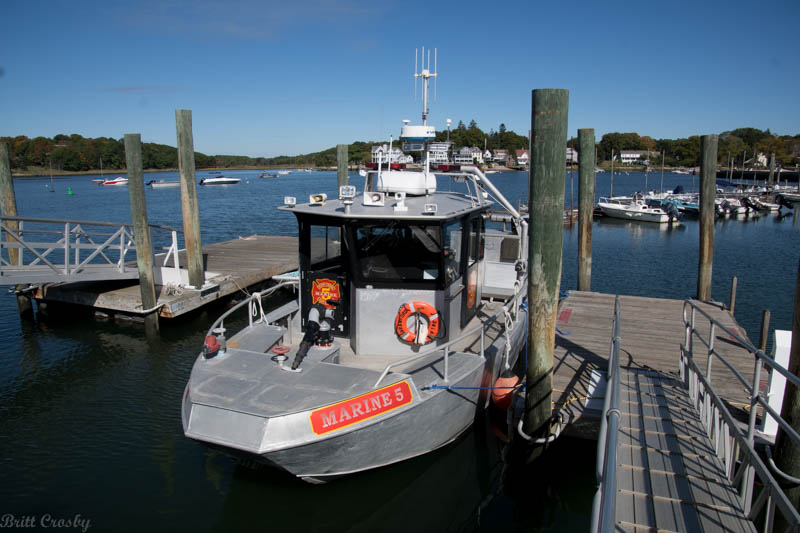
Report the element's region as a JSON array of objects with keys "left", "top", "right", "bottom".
[{"left": 353, "top": 223, "right": 442, "bottom": 282}]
